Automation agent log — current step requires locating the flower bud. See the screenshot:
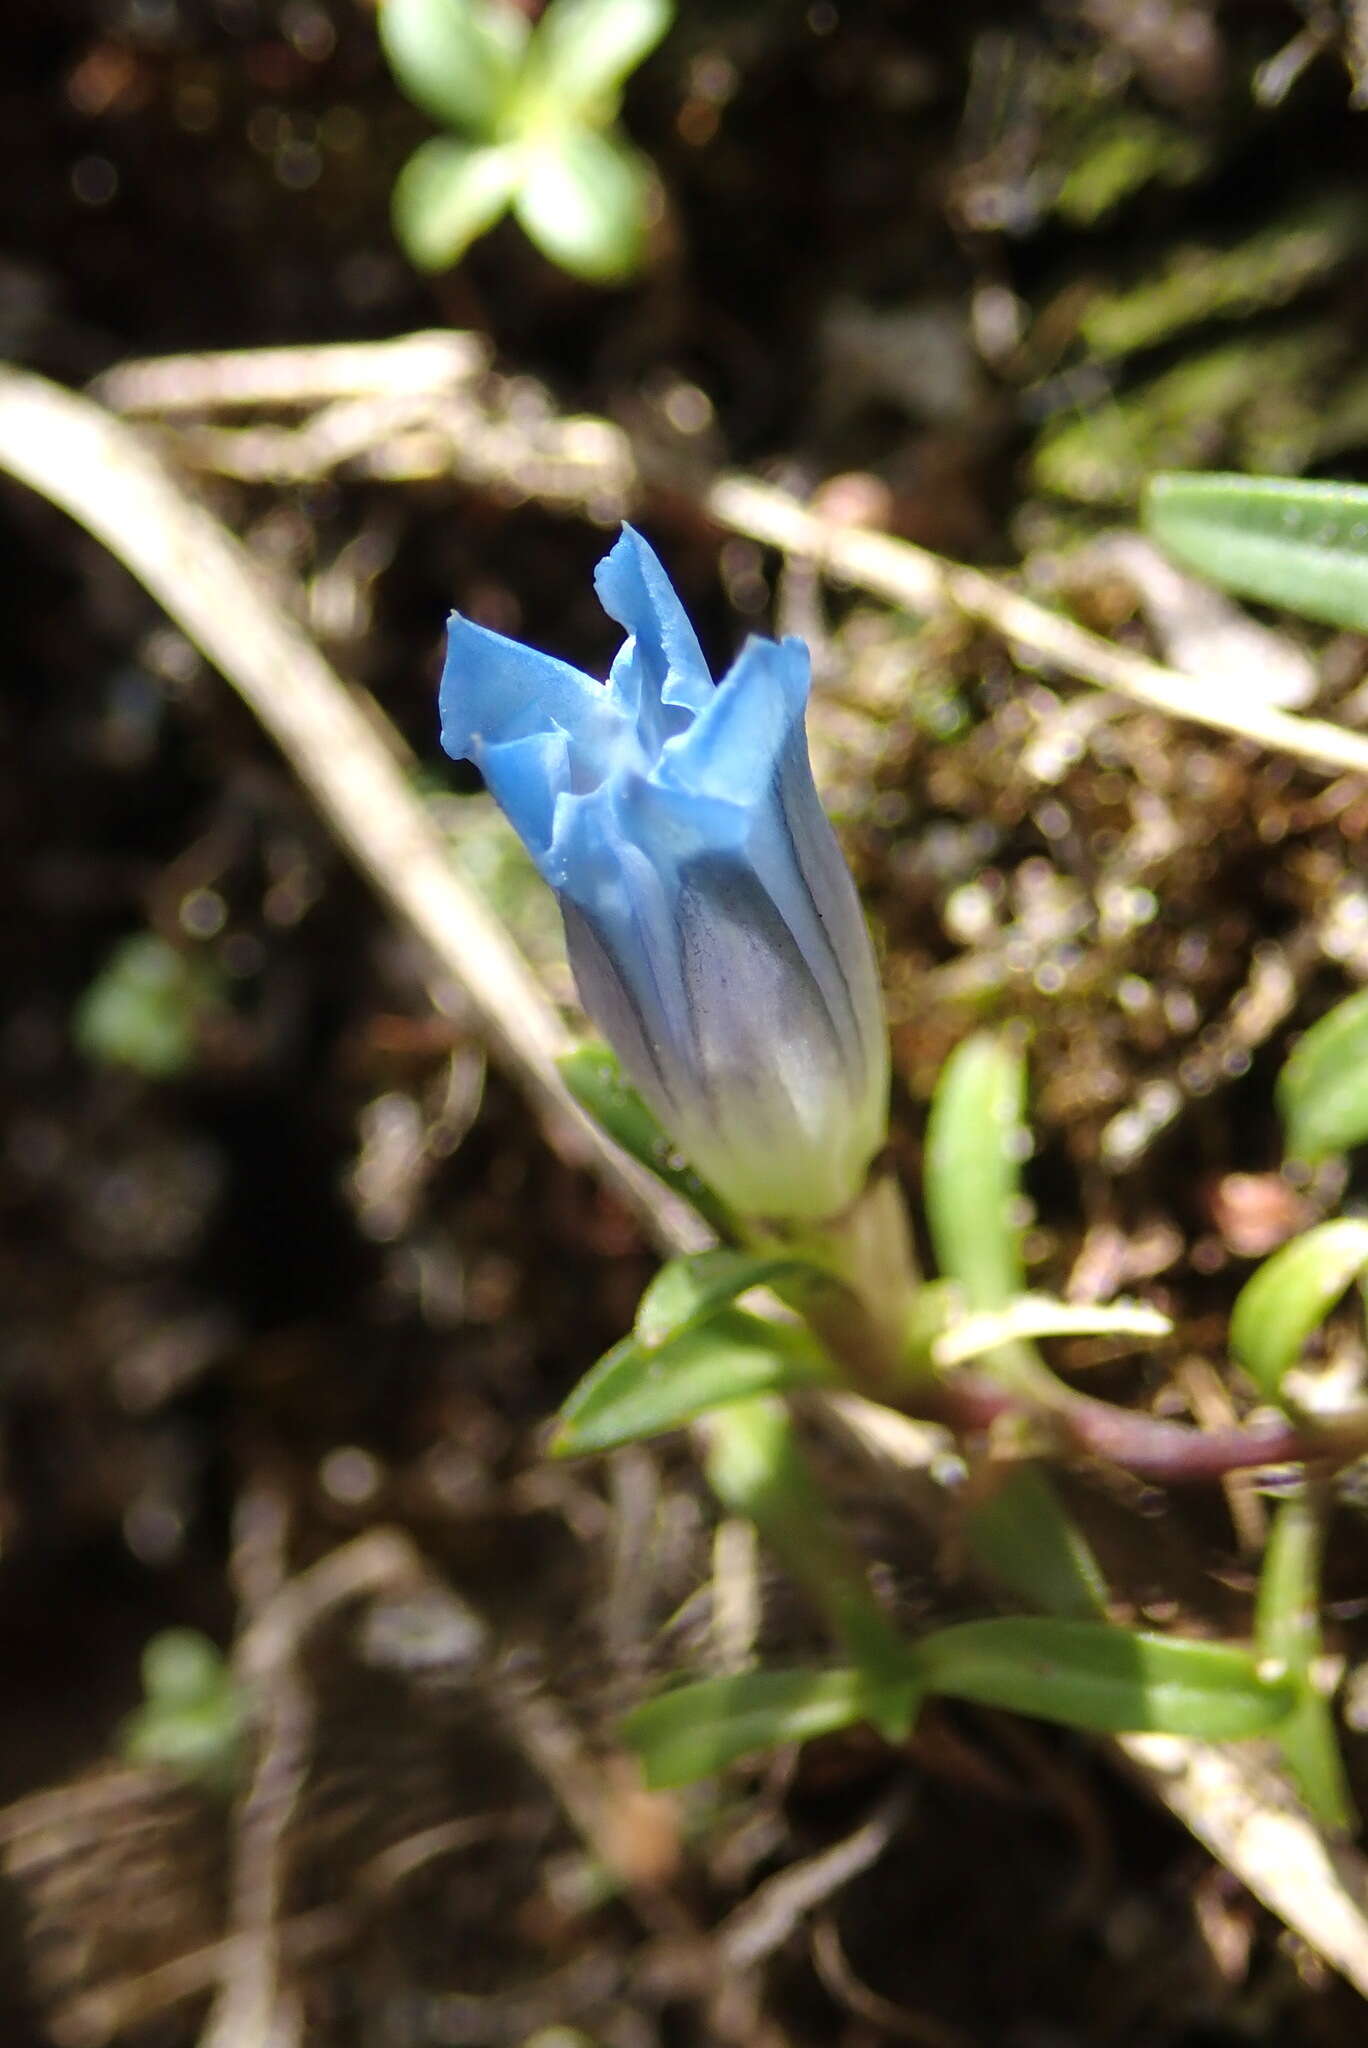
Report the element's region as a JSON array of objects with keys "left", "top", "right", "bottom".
[{"left": 440, "top": 526, "right": 888, "bottom": 1221}]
